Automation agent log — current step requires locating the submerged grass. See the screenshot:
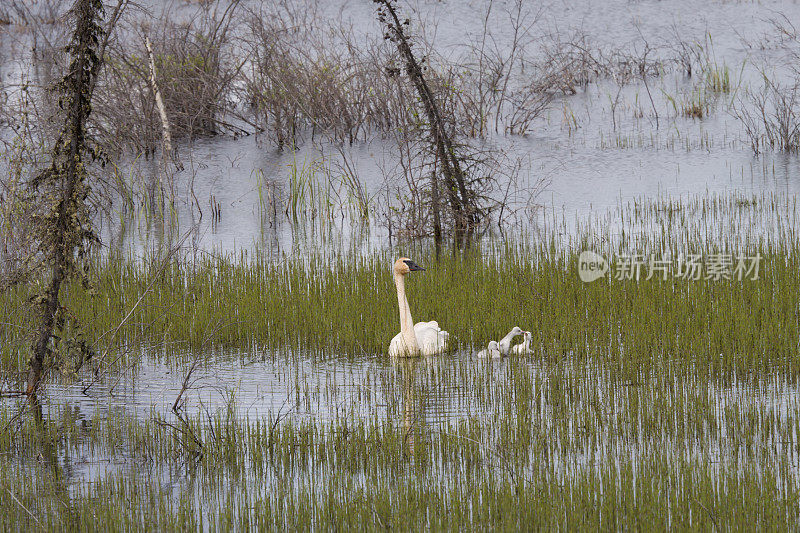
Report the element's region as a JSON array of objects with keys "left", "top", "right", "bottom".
[
  {"left": 1, "top": 365, "right": 798, "bottom": 531},
  {"left": 1, "top": 193, "right": 799, "bottom": 382},
  {"left": 3, "top": 245, "right": 798, "bottom": 378},
  {"left": 0, "top": 192, "right": 799, "bottom": 530}
]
